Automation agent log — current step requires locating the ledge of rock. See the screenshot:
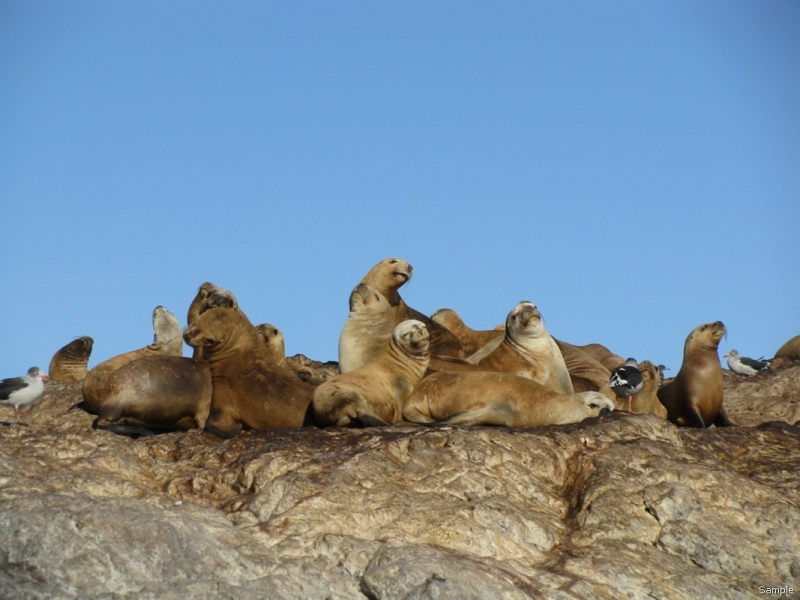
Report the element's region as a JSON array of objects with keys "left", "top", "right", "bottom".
[{"left": 1, "top": 363, "right": 799, "bottom": 598}]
